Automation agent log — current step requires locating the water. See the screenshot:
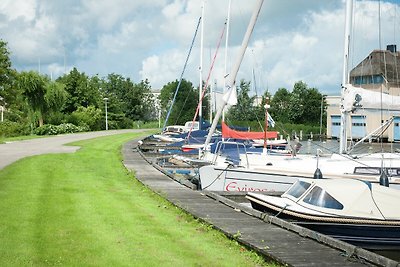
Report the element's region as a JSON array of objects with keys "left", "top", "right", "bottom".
[
  {"left": 371, "top": 250, "right": 400, "bottom": 262},
  {"left": 298, "top": 139, "right": 400, "bottom": 155}
]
